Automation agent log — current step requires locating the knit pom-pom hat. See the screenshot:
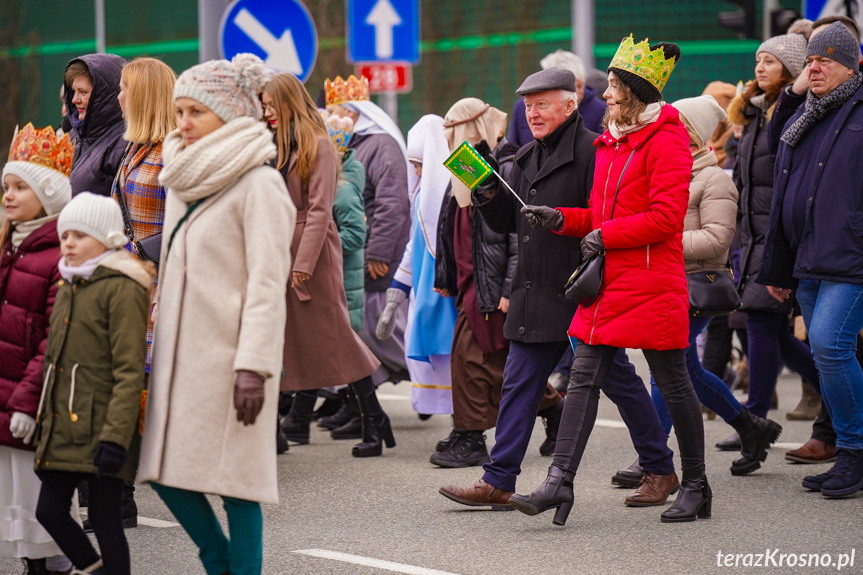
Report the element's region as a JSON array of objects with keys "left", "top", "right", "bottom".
[
  {"left": 173, "top": 53, "right": 271, "bottom": 123},
  {"left": 57, "top": 192, "right": 128, "bottom": 249},
  {"left": 757, "top": 19, "right": 812, "bottom": 78}
]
